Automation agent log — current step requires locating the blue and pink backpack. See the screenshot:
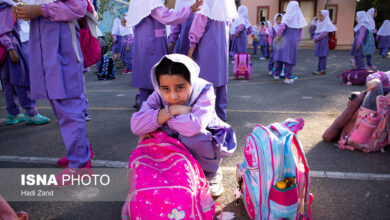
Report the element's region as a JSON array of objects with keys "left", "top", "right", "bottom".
[
  {"left": 236, "top": 118, "right": 313, "bottom": 220},
  {"left": 233, "top": 53, "right": 252, "bottom": 80}
]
